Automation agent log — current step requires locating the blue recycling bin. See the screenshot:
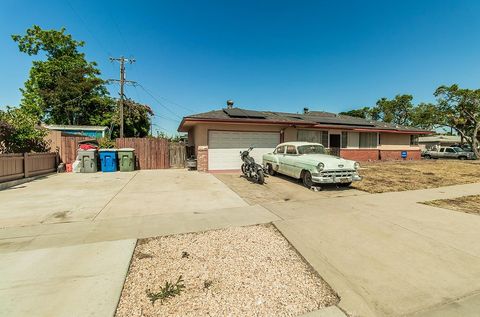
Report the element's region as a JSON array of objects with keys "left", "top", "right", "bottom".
[{"left": 99, "top": 149, "right": 118, "bottom": 172}]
